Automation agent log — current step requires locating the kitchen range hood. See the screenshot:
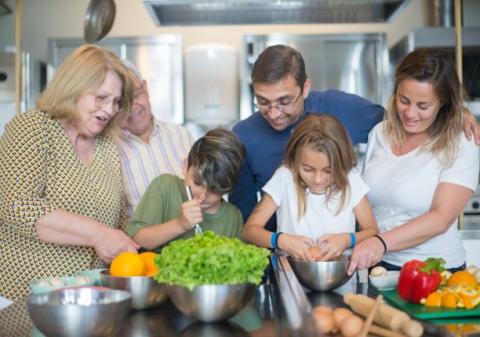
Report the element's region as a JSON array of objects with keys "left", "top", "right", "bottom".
[
  {"left": 0, "top": 0, "right": 12, "bottom": 15},
  {"left": 143, "top": 0, "right": 410, "bottom": 26},
  {"left": 389, "top": 26, "right": 480, "bottom": 101}
]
